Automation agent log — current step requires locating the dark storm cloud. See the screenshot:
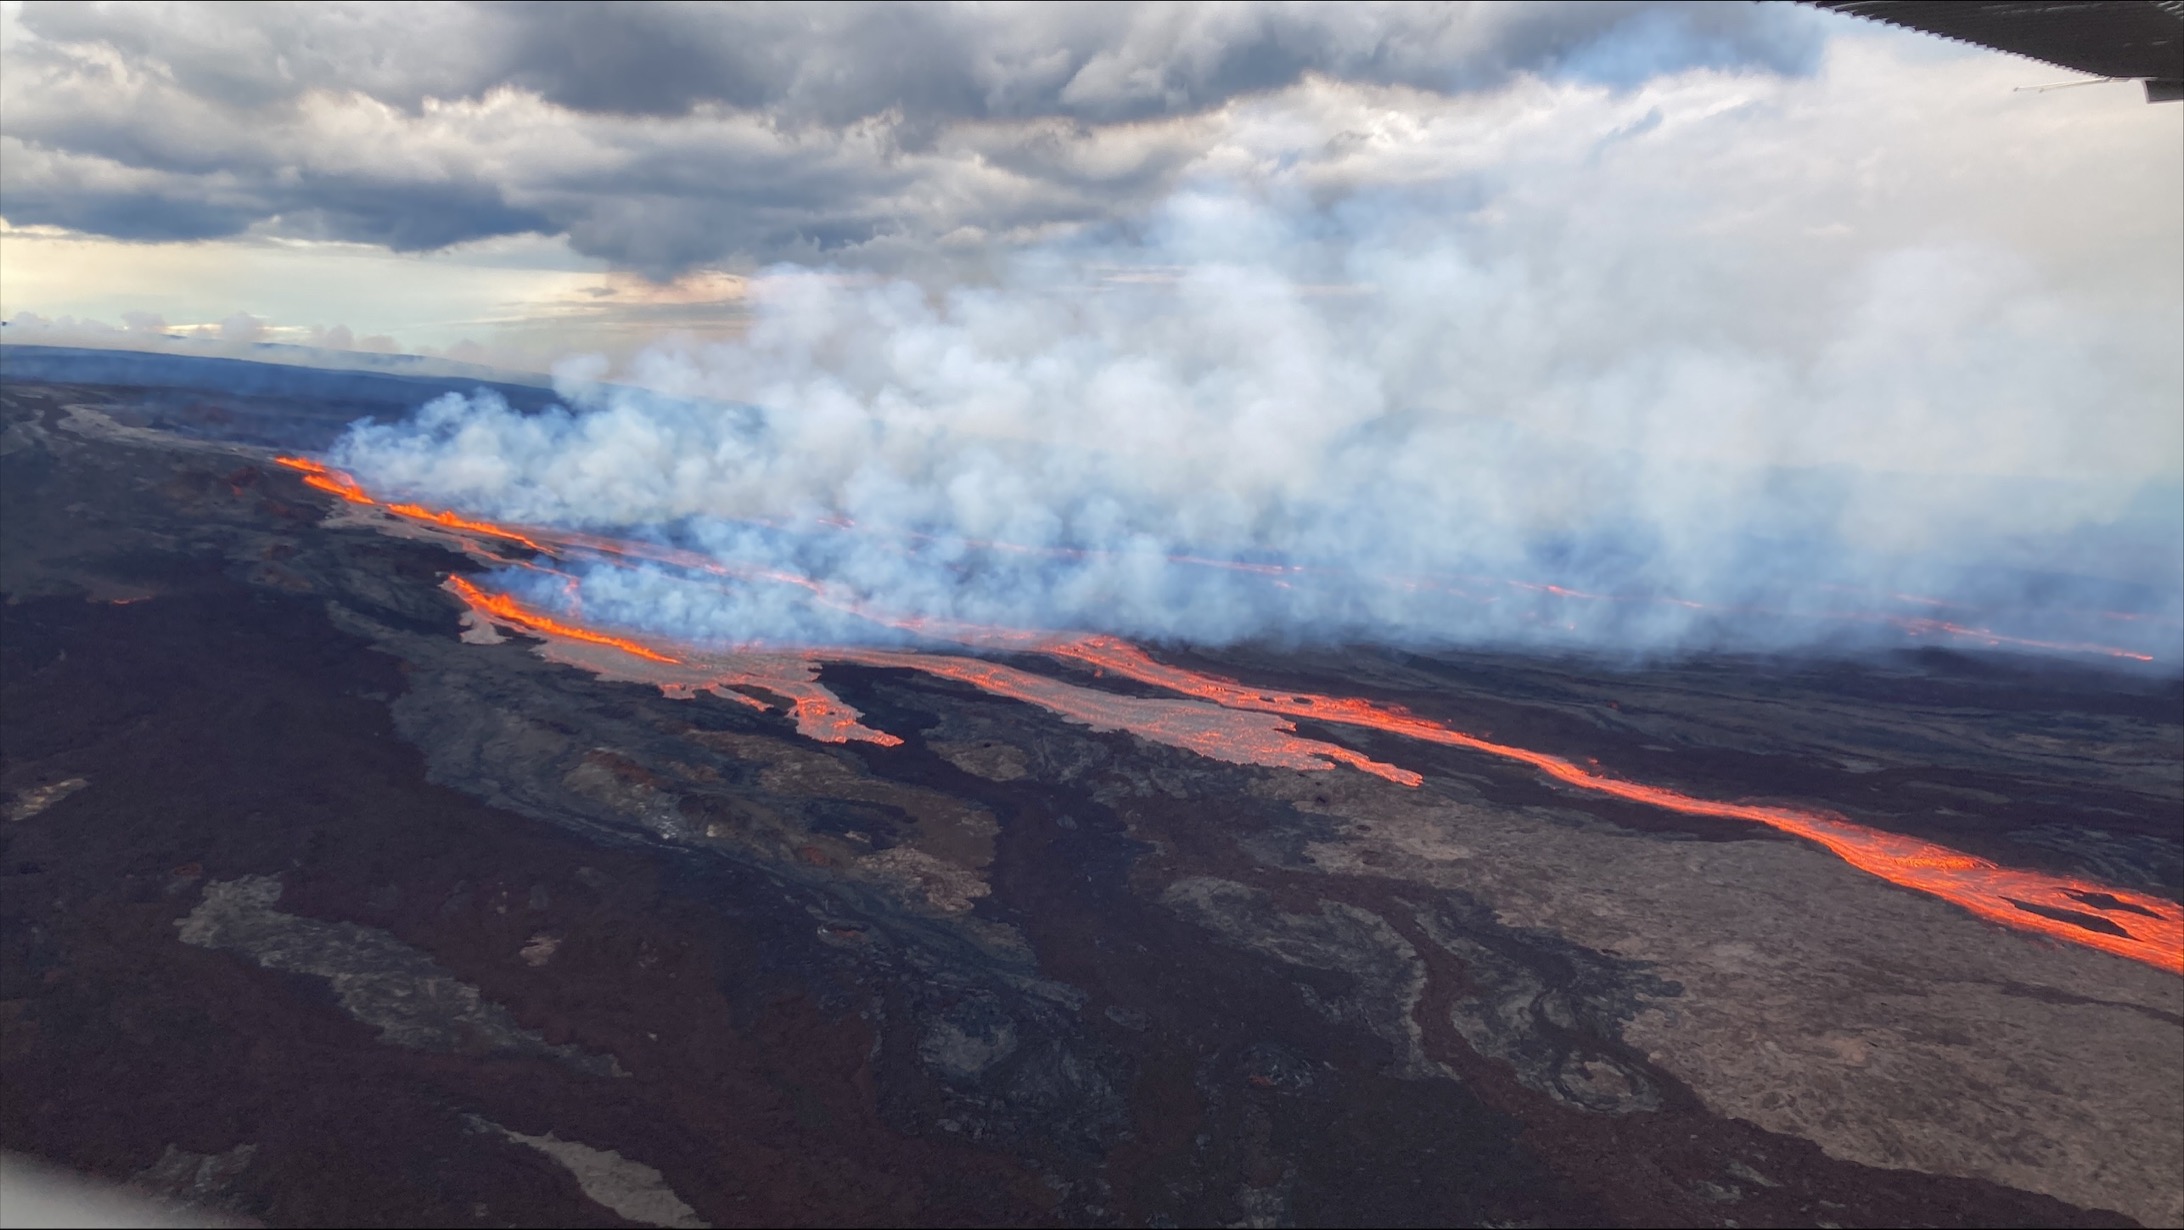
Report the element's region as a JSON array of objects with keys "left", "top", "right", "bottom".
[
  {"left": 266, "top": 179, "right": 559, "bottom": 252},
  {"left": 0, "top": 180, "right": 256, "bottom": 244},
  {"left": 0, "top": 1, "right": 1826, "bottom": 272},
  {"left": 479, "top": 0, "right": 1821, "bottom": 124},
  {"left": 0, "top": 137, "right": 557, "bottom": 251}
]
